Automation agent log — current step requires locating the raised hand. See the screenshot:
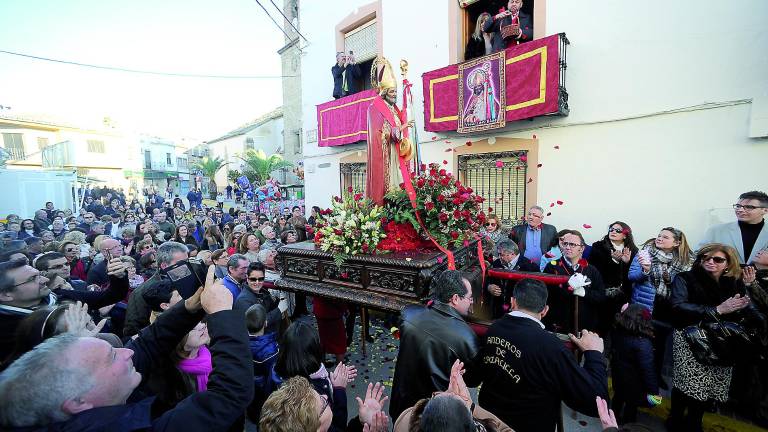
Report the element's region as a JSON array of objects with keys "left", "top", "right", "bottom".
[
  {"left": 447, "top": 359, "right": 472, "bottom": 409},
  {"left": 330, "top": 362, "right": 357, "bottom": 388},
  {"left": 356, "top": 382, "right": 389, "bottom": 426},
  {"left": 362, "top": 411, "right": 389, "bottom": 432},
  {"left": 743, "top": 266, "right": 757, "bottom": 285},
  {"left": 596, "top": 396, "right": 618, "bottom": 429},
  {"left": 63, "top": 301, "right": 106, "bottom": 336}
]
